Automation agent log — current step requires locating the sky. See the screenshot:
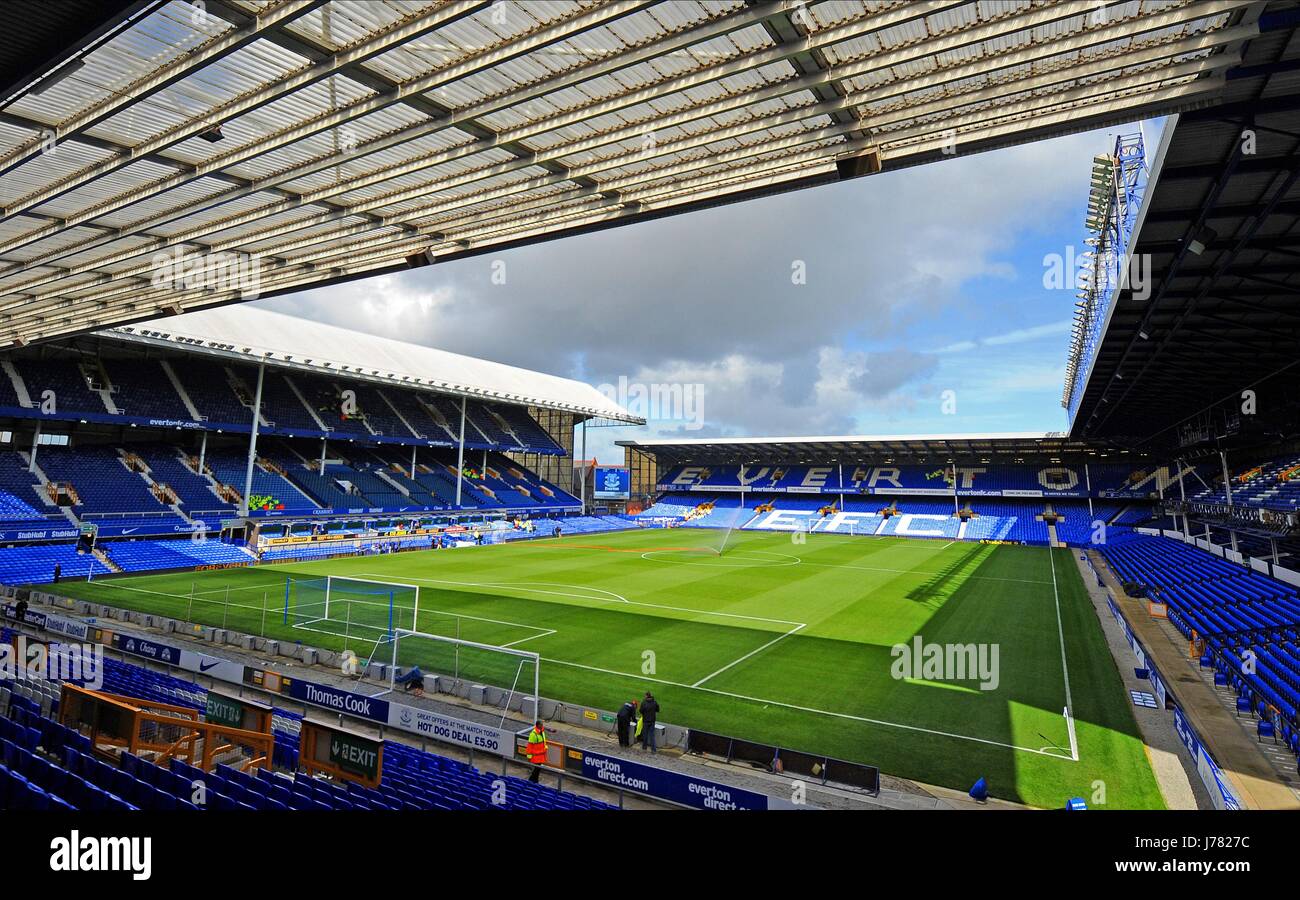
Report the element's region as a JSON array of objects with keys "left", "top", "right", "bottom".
[{"left": 256, "top": 119, "right": 1161, "bottom": 464}]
